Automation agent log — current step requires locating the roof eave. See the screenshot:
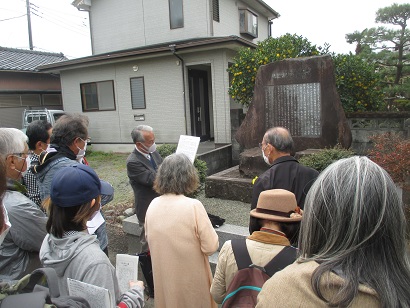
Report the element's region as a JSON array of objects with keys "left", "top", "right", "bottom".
[{"left": 37, "top": 36, "right": 256, "bottom": 73}]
